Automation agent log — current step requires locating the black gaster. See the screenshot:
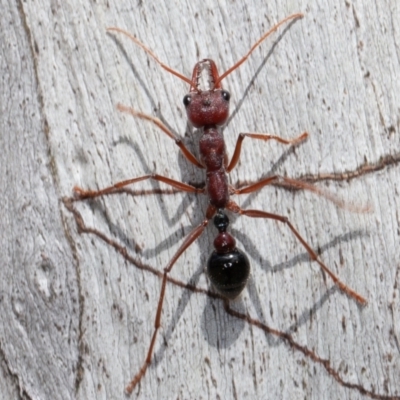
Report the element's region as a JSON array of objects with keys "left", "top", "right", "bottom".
[{"left": 206, "top": 211, "right": 250, "bottom": 299}]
